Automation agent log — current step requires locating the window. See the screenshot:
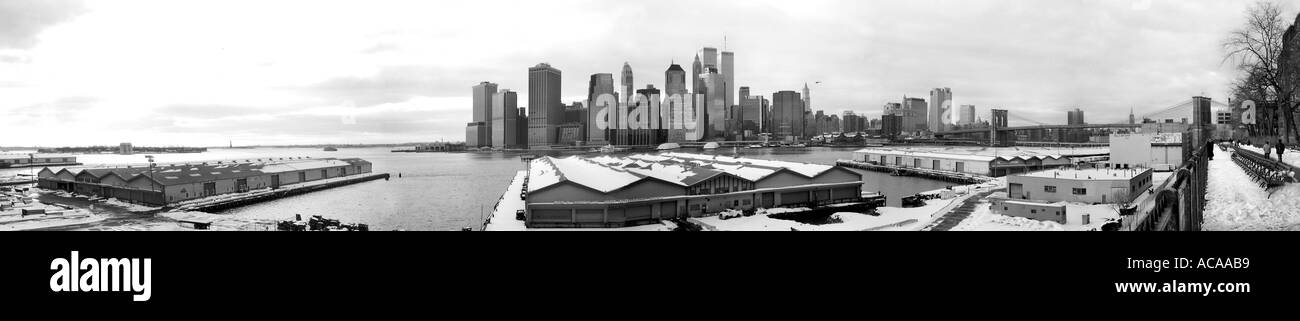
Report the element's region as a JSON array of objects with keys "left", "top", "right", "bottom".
[
  {"left": 933, "top": 160, "right": 940, "bottom": 170},
  {"left": 1030, "top": 209, "right": 1037, "bottom": 214},
  {"left": 895, "top": 157, "right": 901, "bottom": 165},
  {"left": 1044, "top": 186, "right": 1056, "bottom": 193},
  {"left": 956, "top": 162, "right": 964, "bottom": 172},
  {"left": 742, "top": 199, "right": 751, "bottom": 205},
  {"left": 1072, "top": 188, "right": 1087, "bottom": 195}
]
